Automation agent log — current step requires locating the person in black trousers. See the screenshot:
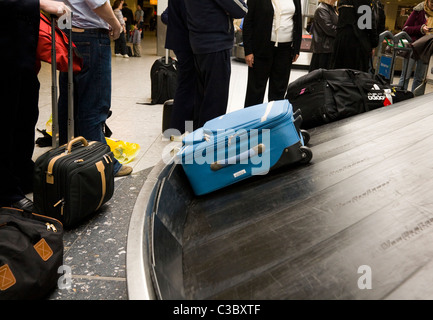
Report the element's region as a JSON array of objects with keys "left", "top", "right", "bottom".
[
  {"left": 0, "top": 0, "right": 69, "bottom": 210},
  {"left": 161, "top": 0, "right": 196, "bottom": 136},
  {"left": 243, "top": 0, "right": 302, "bottom": 108},
  {"left": 184, "top": 0, "right": 248, "bottom": 129}
]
